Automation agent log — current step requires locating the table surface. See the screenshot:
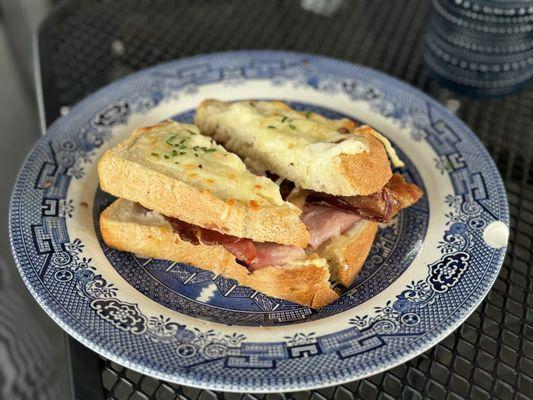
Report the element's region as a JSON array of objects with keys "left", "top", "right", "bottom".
[{"left": 36, "top": 1, "right": 533, "bottom": 399}]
